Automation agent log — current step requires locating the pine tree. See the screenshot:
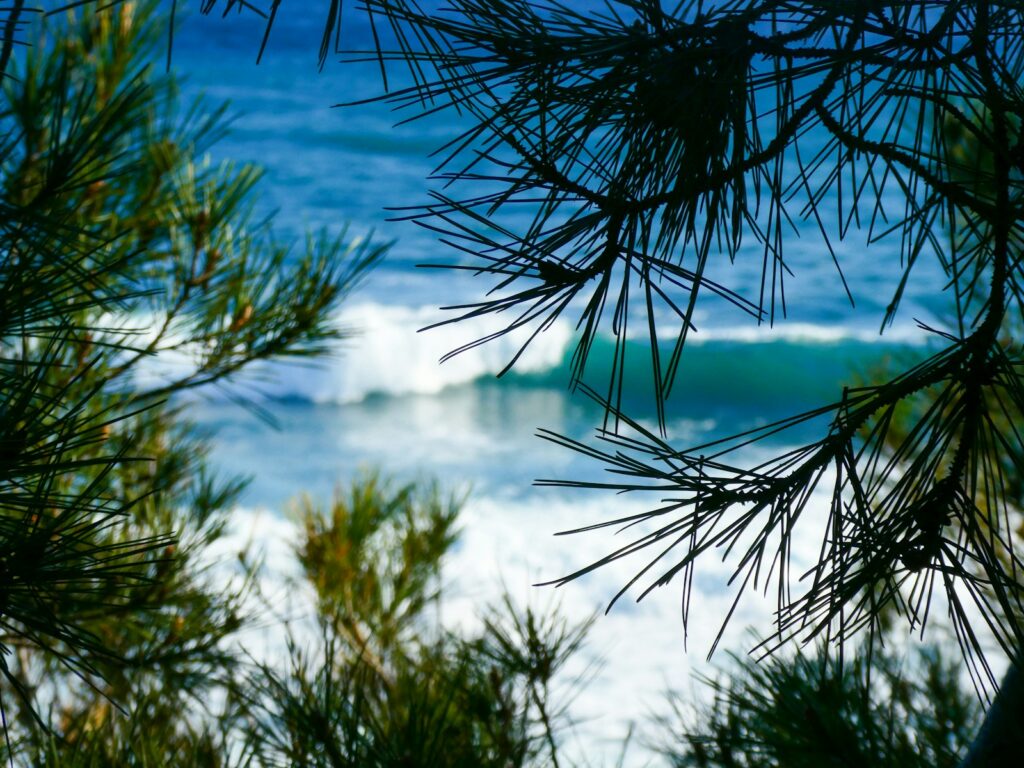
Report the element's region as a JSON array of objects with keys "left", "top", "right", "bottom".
[
  {"left": 227, "top": 0, "right": 1024, "bottom": 763},
  {"left": 0, "top": 0, "right": 383, "bottom": 758},
  {"left": 654, "top": 638, "right": 979, "bottom": 767},
  {"left": 237, "top": 475, "right": 592, "bottom": 767}
]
